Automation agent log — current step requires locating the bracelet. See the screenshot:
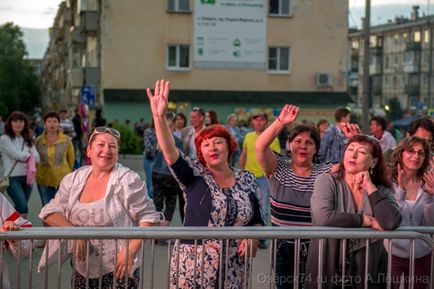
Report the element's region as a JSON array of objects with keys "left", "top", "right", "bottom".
[{"left": 276, "top": 117, "right": 284, "bottom": 125}]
